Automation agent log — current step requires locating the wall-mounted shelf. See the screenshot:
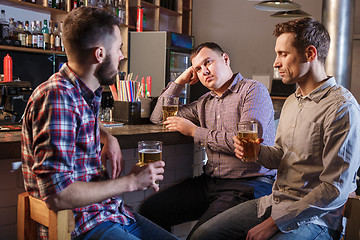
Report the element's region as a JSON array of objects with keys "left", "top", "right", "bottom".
[
  {"left": 0, "top": 0, "right": 67, "bottom": 15},
  {"left": 0, "top": 45, "right": 65, "bottom": 55},
  {"left": 129, "top": 0, "right": 192, "bottom": 35}
]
